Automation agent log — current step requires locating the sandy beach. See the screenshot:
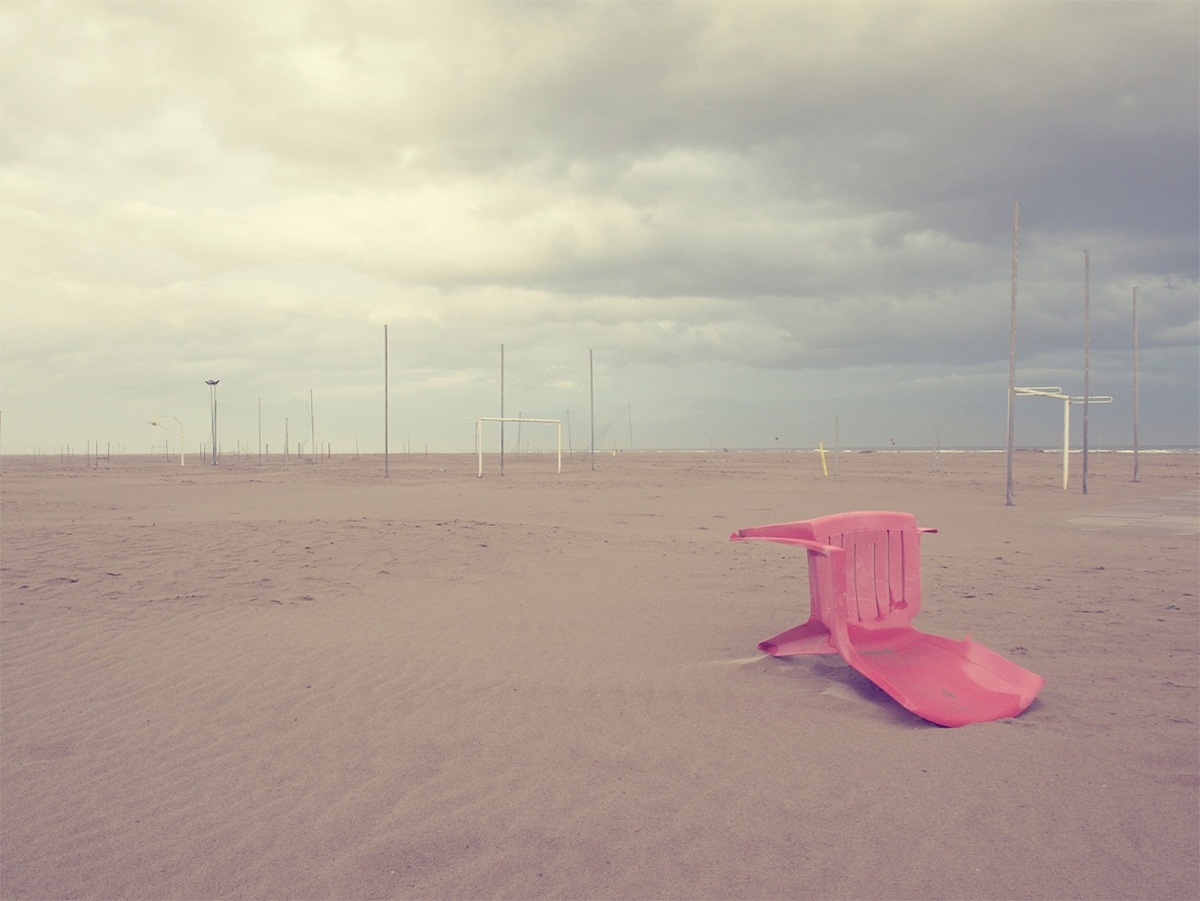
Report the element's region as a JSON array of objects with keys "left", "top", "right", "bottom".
[{"left": 1, "top": 449, "right": 1196, "bottom": 900}]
